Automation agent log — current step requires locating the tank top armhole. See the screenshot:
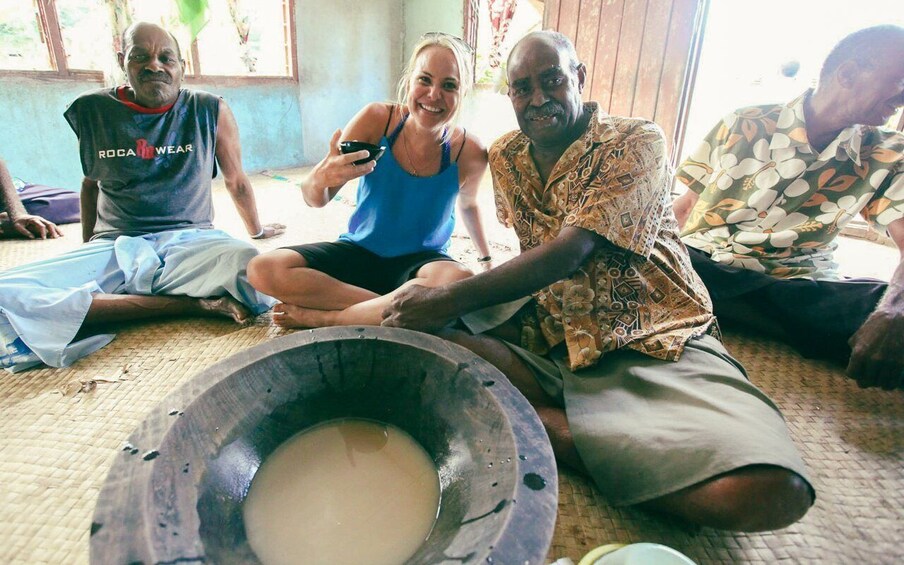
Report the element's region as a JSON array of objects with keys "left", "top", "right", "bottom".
[{"left": 454, "top": 129, "right": 468, "bottom": 162}]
